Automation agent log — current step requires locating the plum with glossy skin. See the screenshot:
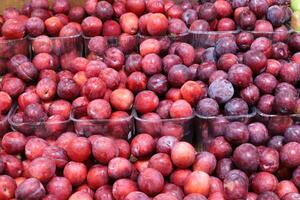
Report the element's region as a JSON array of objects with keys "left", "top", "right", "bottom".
[
  {"left": 0, "top": 91, "right": 12, "bottom": 114},
  {"left": 251, "top": 172, "right": 278, "bottom": 194},
  {"left": 225, "top": 121, "right": 249, "bottom": 145},
  {"left": 233, "top": 143, "right": 259, "bottom": 172},
  {"left": 244, "top": 50, "right": 268, "bottom": 73},
  {"left": 148, "top": 153, "right": 173, "bottom": 176},
  {"left": 92, "top": 136, "right": 119, "bottom": 164},
  {"left": 45, "top": 16, "right": 63, "bottom": 36},
  {"left": 238, "top": 9, "right": 257, "bottom": 30},
  {"left": 81, "top": 16, "right": 102, "bottom": 37},
  {"left": 171, "top": 141, "right": 195, "bottom": 168},
  {"left": 184, "top": 171, "right": 211, "bottom": 196},
  {"left": 141, "top": 53, "right": 162, "bottom": 76},
  {"left": 174, "top": 43, "right": 195, "bottom": 66},
  {"left": 272, "top": 42, "right": 290, "bottom": 60},
  {"left": 156, "top": 136, "right": 178, "bottom": 154},
  {"left": 280, "top": 62, "right": 300, "bottom": 85},
  {"left": 88, "top": 36, "right": 108, "bottom": 56},
  {"left": 134, "top": 91, "right": 159, "bottom": 114},
  {"left": 251, "top": 37, "right": 272, "bottom": 58},
  {"left": 254, "top": 73, "right": 278, "bottom": 94},
  {"left": 208, "top": 79, "right": 234, "bottom": 104},
  {"left": 108, "top": 157, "right": 132, "bottom": 179},
  {"left": 138, "top": 168, "right": 164, "bottom": 196},
  {"left": 112, "top": 179, "right": 138, "bottom": 200},
  {"left": 68, "top": 6, "right": 85, "bottom": 23},
  {"left": 228, "top": 64, "right": 253, "bottom": 88},
  {"left": 63, "top": 161, "right": 87, "bottom": 186},
  {"left": 94, "top": 185, "right": 114, "bottom": 200},
  {"left": 25, "top": 137, "right": 48, "bottom": 160},
  {"left": 126, "top": 72, "right": 147, "bottom": 93},
  {"left": 168, "top": 18, "right": 188, "bottom": 35},
  {"left": 181, "top": 81, "right": 206, "bottom": 105},
  {"left": 42, "top": 146, "right": 68, "bottom": 168},
  {"left": 276, "top": 180, "right": 299, "bottom": 198},
  {"left": 1, "top": 131, "right": 26, "bottom": 155},
  {"left": 87, "top": 99, "right": 112, "bottom": 120},
  {"left": 198, "top": 2, "right": 216, "bottom": 22},
  {"left": 87, "top": 164, "right": 109, "bottom": 190},
  {"left": 267, "top": 5, "right": 289, "bottom": 27},
  {"left": 2, "top": 77, "right": 25, "bottom": 98},
  {"left": 104, "top": 47, "right": 125, "bottom": 71},
  {"left": 15, "top": 178, "right": 46, "bottom": 200},
  {"left": 274, "top": 91, "right": 297, "bottom": 114},
  {"left": 280, "top": 142, "right": 300, "bottom": 168},
  {"left": 224, "top": 170, "right": 249, "bottom": 200},
  {"left": 193, "top": 151, "right": 216, "bottom": 175},
  {"left": 0, "top": 175, "right": 17, "bottom": 199},
  {"left": 24, "top": 103, "right": 48, "bottom": 123},
  {"left": 216, "top": 158, "right": 234, "bottom": 180},
  {"left": 147, "top": 74, "right": 168, "bottom": 95},
  {"left": 125, "top": 191, "right": 150, "bottom": 200},
  {"left": 170, "top": 99, "right": 193, "bottom": 118},
  {"left": 110, "top": 89, "right": 134, "bottom": 111},
  {"left": 47, "top": 177, "right": 72, "bottom": 200},
  {"left": 81, "top": 77, "right": 106, "bottom": 100},
  {"left": 120, "top": 12, "right": 139, "bottom": 35},
  {"left": 2, "top": 19, "right": 25, "bottom": 39},
  {"left": 95, "top": 1, "right": 114, "bottom": 21},
  {"left": 140, "top": 38, "right": 161, "bottom": 56},
  {"left": 126, "top": 0, "right": 145, "bottom": 16},
  {"left": 1, "top": 154, "right": 23, "bottom": 178},
  {"left": 67, "top": 137, "right": 91, "bottom": 162},
  {"left": 26, "top": 17, "right": 45, "bottom": 37},
  {"left": 28, "top": 157, "right": 56, "bottom": 183},
  {"left": 240, "top": 84, "right": 260, "bottom": 105},
  {"left": 131, "top": 134, "right": 155, "bottom": 158},
  {"left": 224, "top": 98, "right": 249, "bottom": 116},
  {"left": 57, "top": 78, "right": 80, "bottom": 101},
  {"left": 168, "top": 64, "right": 192, "bottom": 87},
  {"left": 103, "top": 20, "right": 121, "bottom": 36},
  {"left": 248, "top": 122, "right": 269, "bottom": 145},
  {"left": 208, "top": 136, "right": 232, "bottom": 159},
  {"left": 282, "top": 193, "right": 300, "bottom": 200}
]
